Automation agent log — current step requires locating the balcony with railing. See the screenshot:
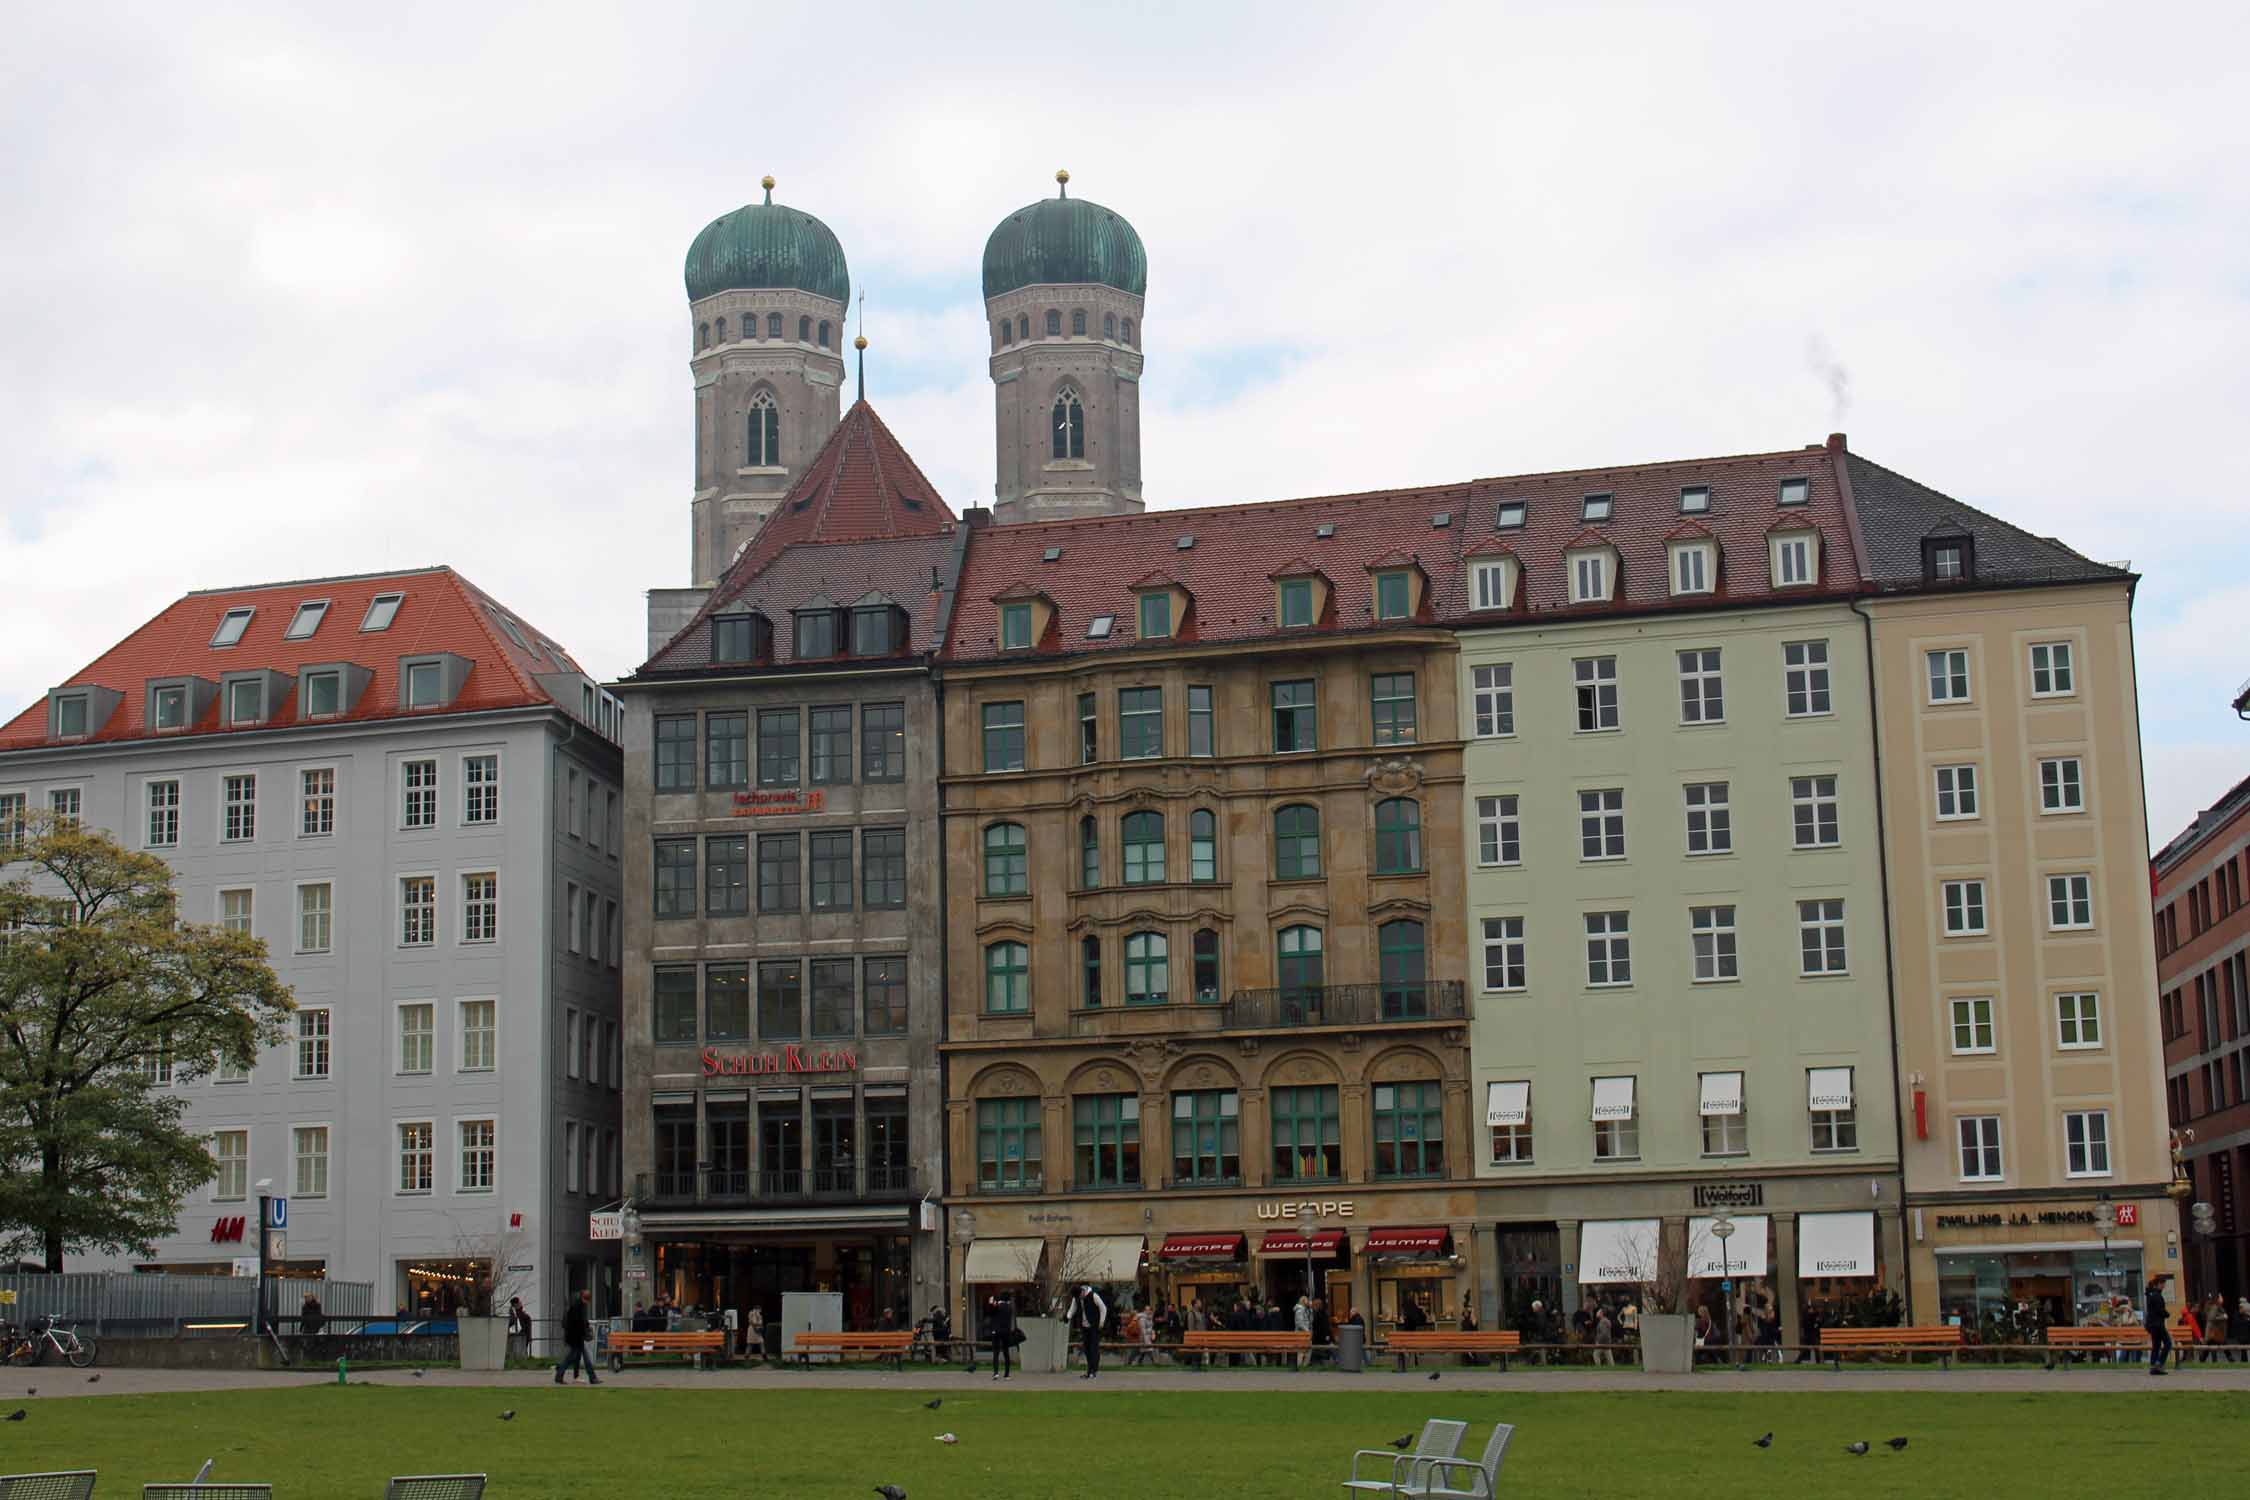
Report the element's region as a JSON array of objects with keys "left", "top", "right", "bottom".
[
  {"left": 1219, "top": 981, "right": 1466, "bottom": 1031},
  {"left": 636, "top": 1164, "right": 920, "bottom": 1212}
]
